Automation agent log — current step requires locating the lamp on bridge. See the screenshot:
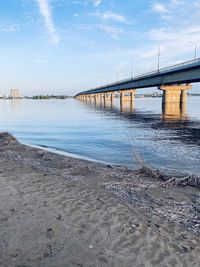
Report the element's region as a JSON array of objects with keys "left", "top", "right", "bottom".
[
  {"left": 190, "top": 40, "right": 200, "bottom": 59},
  {"left": 157, "top": 44, "right": 161, "bottom": 73}
]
